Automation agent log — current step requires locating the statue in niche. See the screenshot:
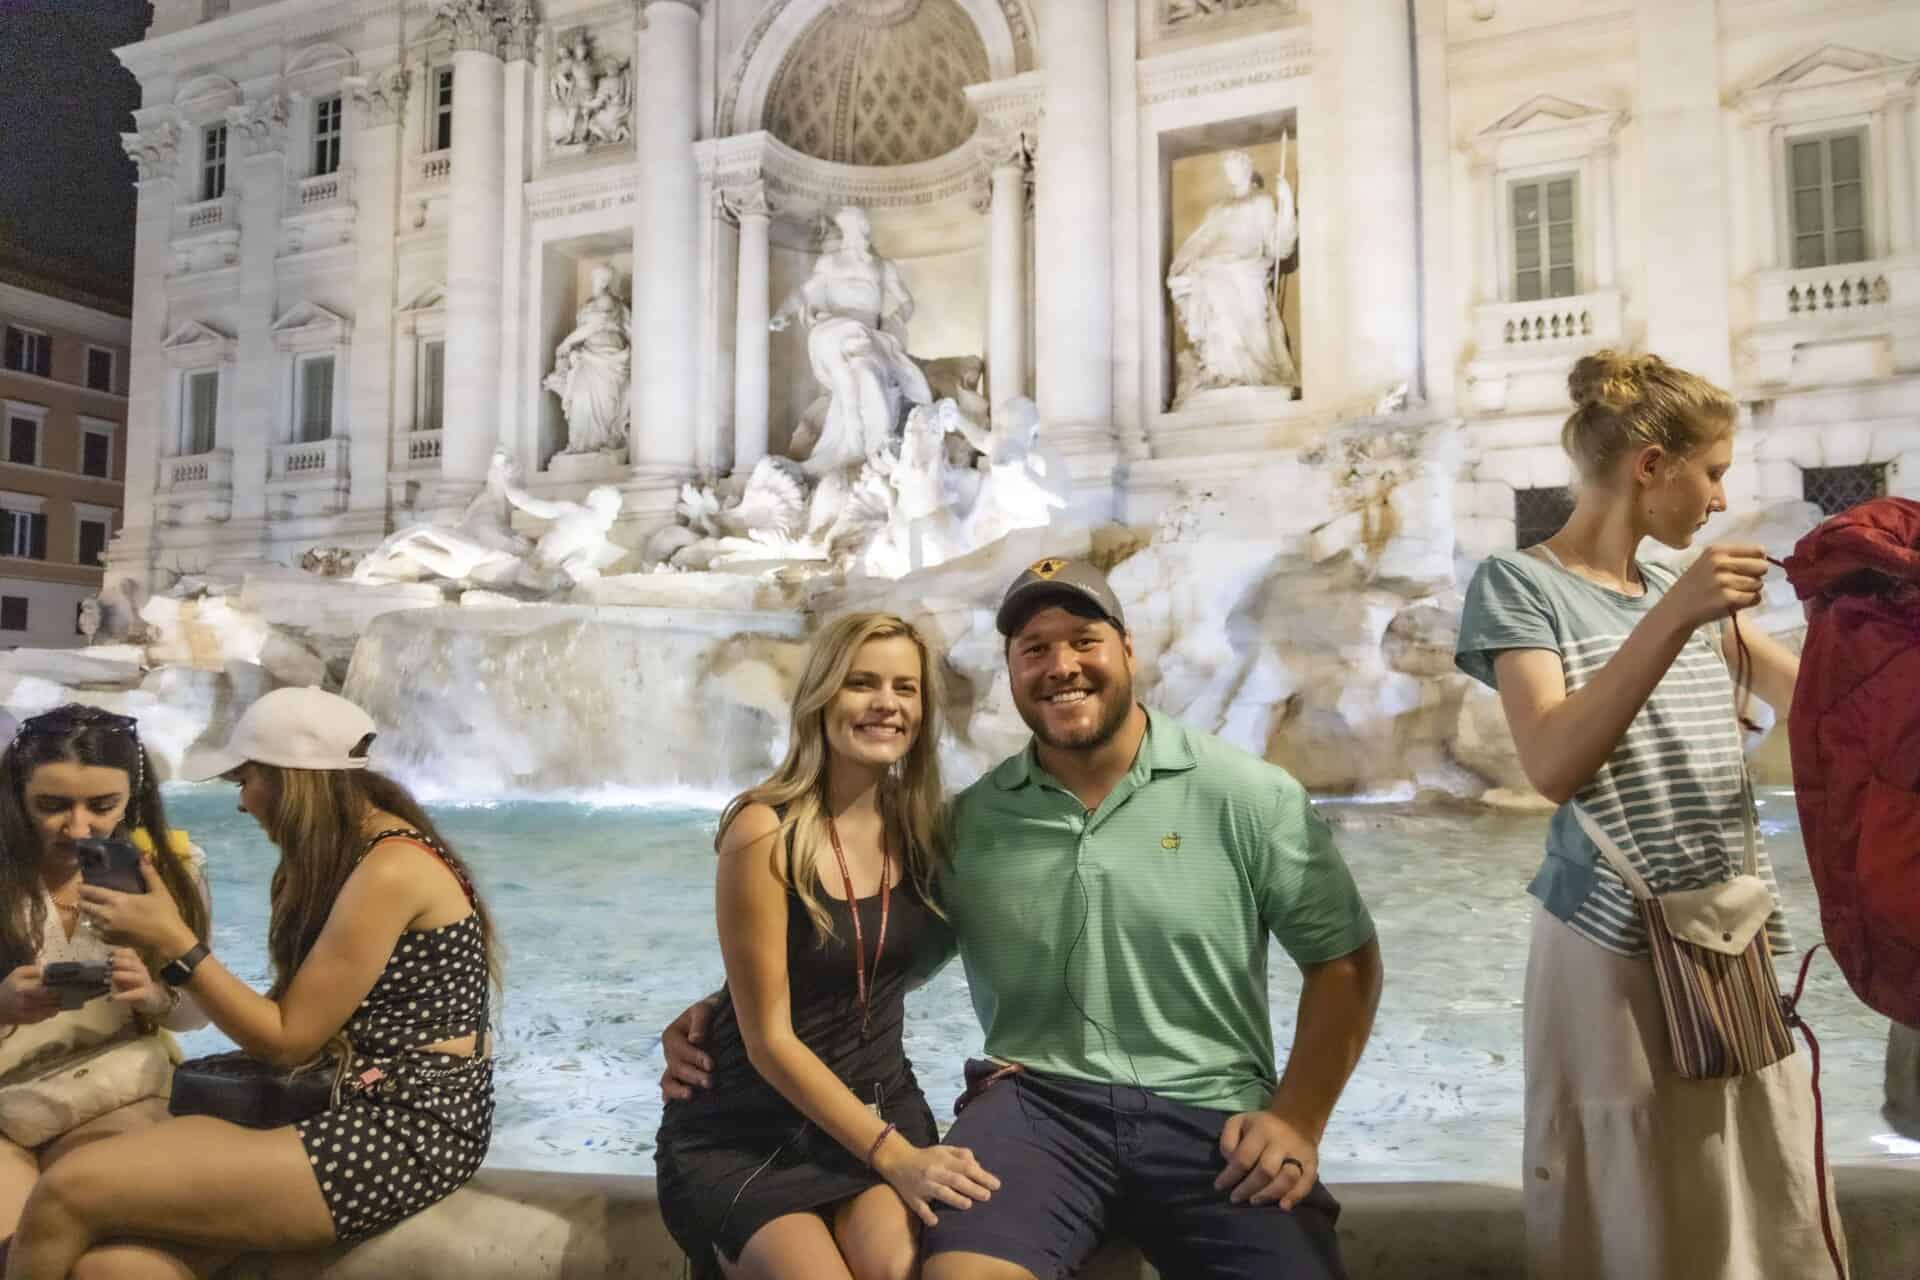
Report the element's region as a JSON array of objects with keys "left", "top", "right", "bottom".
[
  {"left": 1166, "top": 146, "right": 1299, "bottom": 407},
  {"left": 544, "top": 264, "right": 632, "bottom": 456},
  {"left": 547, "top": 29, "right": 632, "bottom": 149},
  {"left": 772, "top": 206, "right": 932, "bottom": 476}
]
